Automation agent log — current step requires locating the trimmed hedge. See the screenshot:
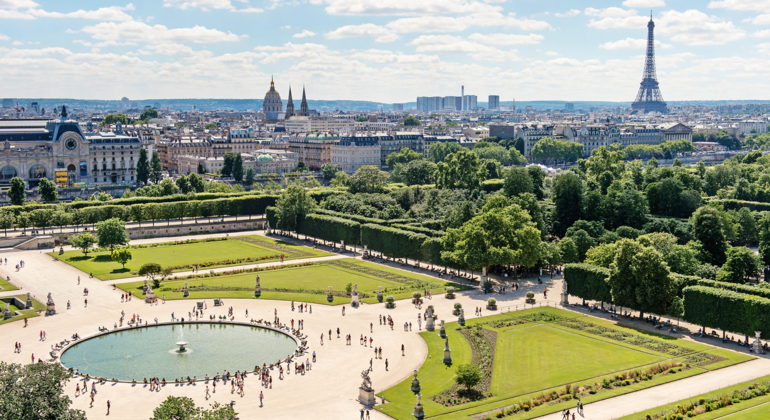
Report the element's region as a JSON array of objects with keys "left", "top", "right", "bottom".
[
  {"left": 697, "top": 279, "right": 770, "bottom": 300},
  {"left": 391, "top": 223, "right": 444, "bottom": 238},
  {"left": 360, "top": 223, "right": 428, "bottom": 261},
  {"left": 416, "top": 219, "right": 444, "bottom": 231},
  {"left": 386, "top": 218, "right": 417, "bottom": 226},
  {"left": 482, "top": 179, "right": 504, "bottom": 192},
  {"left": 683, "top": 285, "right": 770, "bottom": 336},
  {"left": 265, "top": 206, "right": 278, "bottom": 228},
  {"left": 299, "top": 214, "right": 360, "bottom": 245},
  {"left": 713, "top": 199, "right": 770, "bottom": 212},
  {"left": 563, "top": 263, "right": 613, "bottom": 303},
  {"left": 311, "top": 208, "right": 387, "bottom": 226},
  {"left": 671, "top": 273, "right": 702, "bottom": 296}
]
